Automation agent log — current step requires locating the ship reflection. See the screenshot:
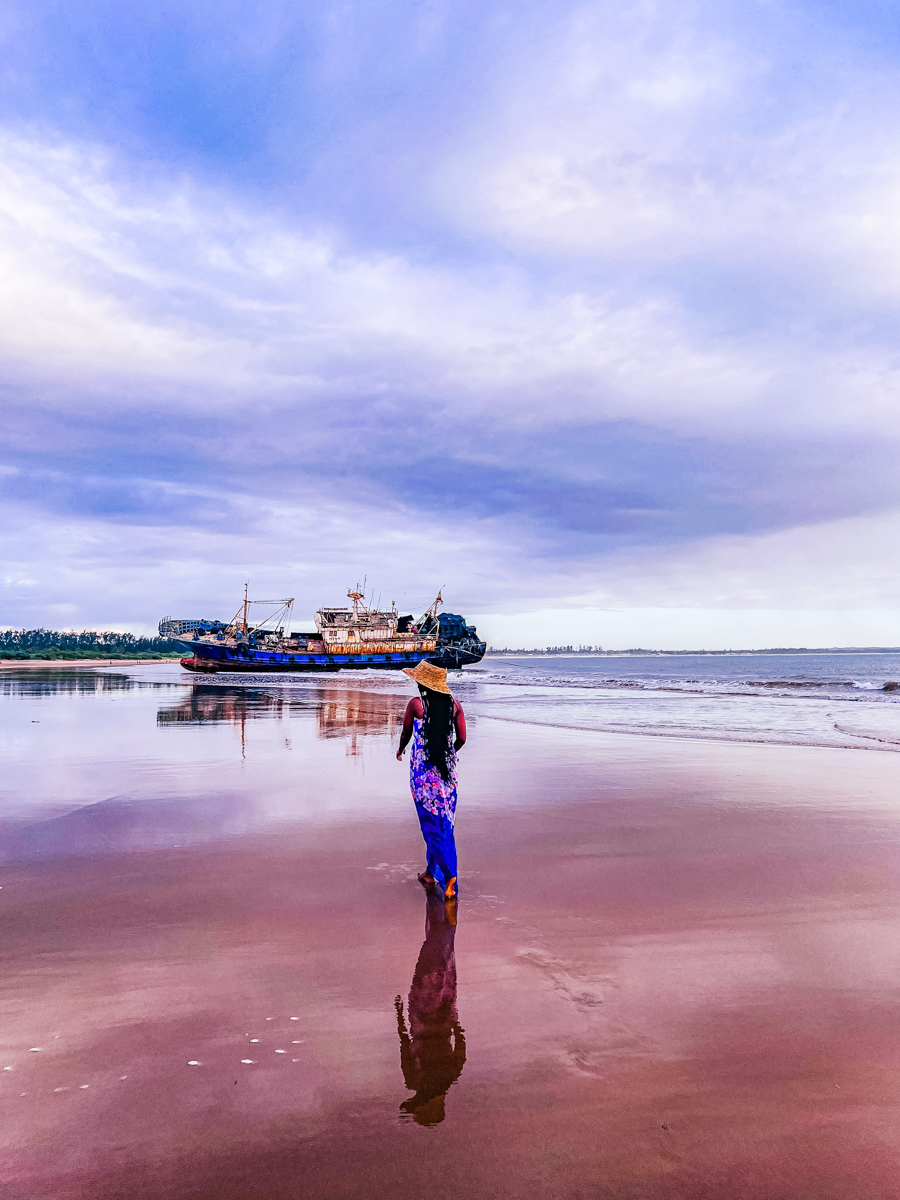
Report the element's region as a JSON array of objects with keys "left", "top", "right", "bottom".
[
  {"left": 158, "top": 686, "right": 402, "bottom": 748},
  {"left": 158, "top": 685, "right": 405, "bottom": 757},
  {"left": 157, "top": 686, "right": 286, "bottom": 726},
  {"left": 316, "top": 692, "right": 402, "bottom": 757},
  {"left": 395, "top": 893, "right": 466, "bottom": 1126}
]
